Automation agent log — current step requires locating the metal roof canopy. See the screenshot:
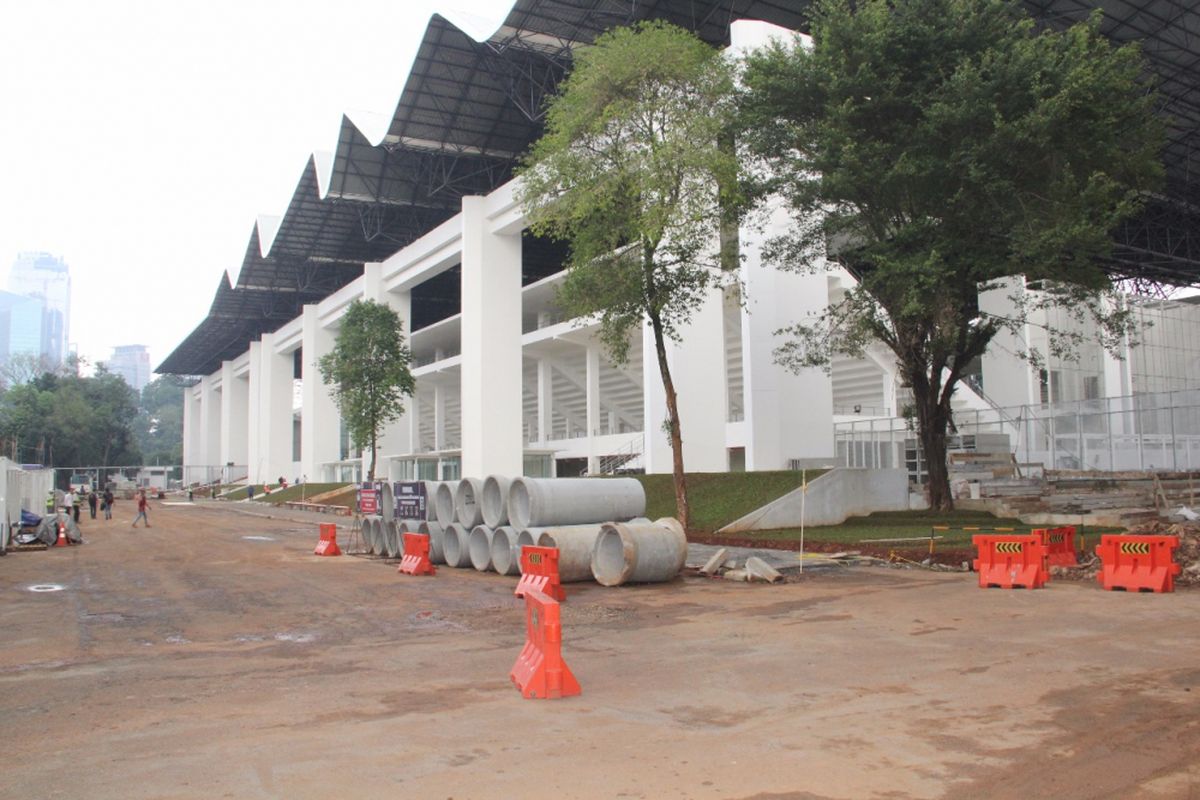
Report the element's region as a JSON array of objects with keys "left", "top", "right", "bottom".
[{"left": 160, "top": 0, "right": 1200, "bottom": 377}]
